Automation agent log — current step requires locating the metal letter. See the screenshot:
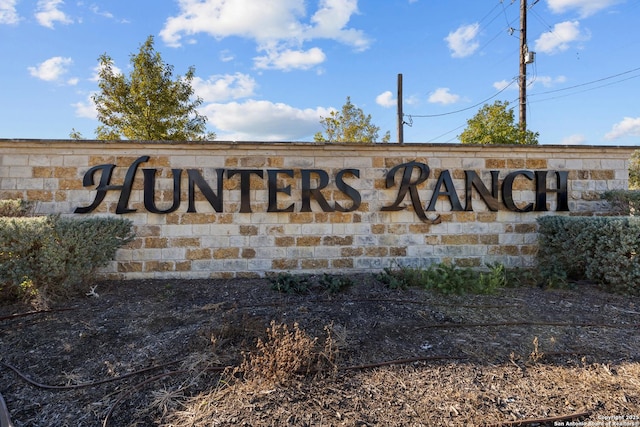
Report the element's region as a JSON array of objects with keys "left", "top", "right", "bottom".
[
  {"left": 502, "top": 170, "right": 534, "bottom": 212},
  {"left": 426, "top": 170, "right": 463, "bottom": 212},
  {"left": 380, "top": 161, "right": 433, "bottom": 222},
  {"left": 534, "top": 170, "right": 570, "bottom": 212},
  {"left": 334, "top": 169, "right": 361, "bottom": 212},
  {"left": 301, "top": 169, "right": 333, "bottom": 212},
  {"left": 74, "top": 164, "right": 117, "bottom": 213},
  {"left": 464, "top": 170, "right": 500, "bottom": 211},
  {"left": 143, "top": 168, "right": 182, "bottom": 214},
  {"left": 187, "top": 169, "right": 224, "bottom": 213},
  {"left": 267, "top": 169, "right": 295, "bottom": 213},
  {"left": 75, "top": 155, "right": 149, "bottom": 214},
  {"left": 115, "top": 156, "right": 150, "bottom": 214},
  {"left": 227, "top": 169, "right": 264, "bottom": 213}
]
